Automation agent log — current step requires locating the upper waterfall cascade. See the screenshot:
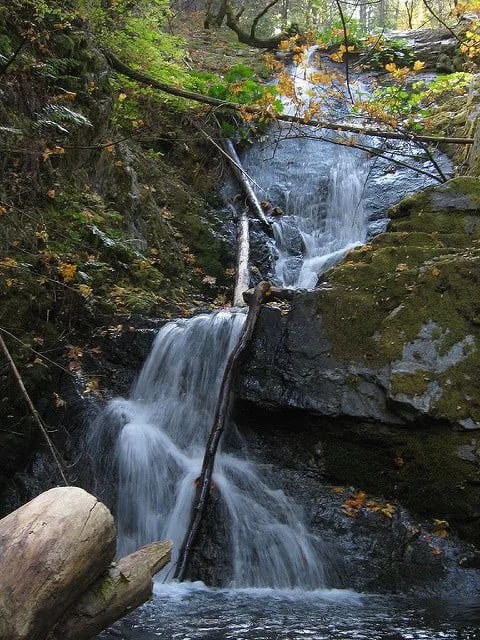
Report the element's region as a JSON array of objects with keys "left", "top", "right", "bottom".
[{"left": 240, "top": 48, "right": 451, "bottom": 289}]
